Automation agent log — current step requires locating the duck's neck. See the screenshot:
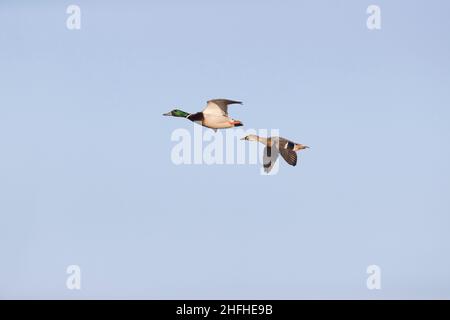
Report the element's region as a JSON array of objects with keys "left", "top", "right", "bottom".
[
  {"left": 257, "top": 136, "right": 269, "bottom": 145},
  {"left": 250, "top": 136, "right": 270, "bottom": 146}
]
